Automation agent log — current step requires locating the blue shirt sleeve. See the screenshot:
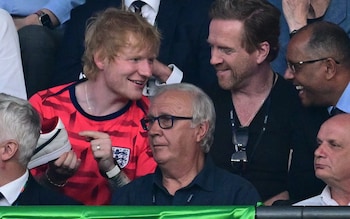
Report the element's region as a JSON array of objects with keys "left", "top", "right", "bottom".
[{"left": 0, "top": 0, "right": 85, "bottom": 24}]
